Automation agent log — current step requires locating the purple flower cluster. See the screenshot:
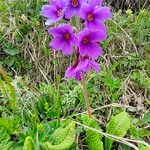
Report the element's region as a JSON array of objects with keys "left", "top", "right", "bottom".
[{"left": 41, "top": 0, "right": 111, "bottom": 80}]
